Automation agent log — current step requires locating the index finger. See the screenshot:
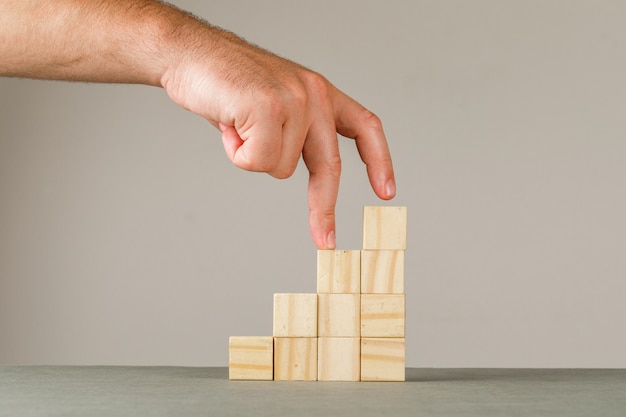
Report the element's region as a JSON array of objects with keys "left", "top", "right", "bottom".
[
  {"left": 302, "top": 112, "right": 341, "bottom": 250},
  {"left": 332, "top": 89, "right": 396, "bottom": 200}
]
